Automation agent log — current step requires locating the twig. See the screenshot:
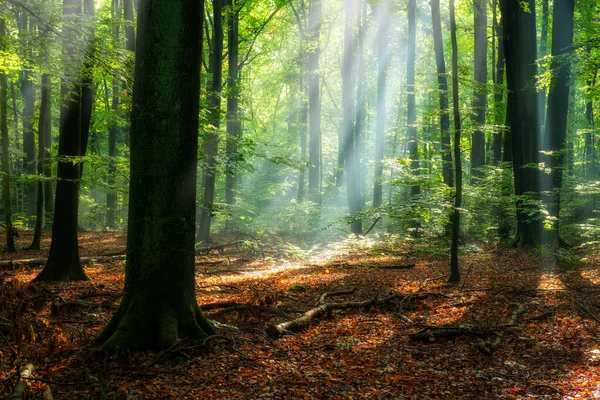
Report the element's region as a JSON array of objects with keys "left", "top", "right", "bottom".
[
  {"left": 363, "top": 217, "right": 381, "bottom": 236},
  {"left": 0, "top": 329, "right": 17, "bottom": 358},
  {"left": 23, "top": 377, "right": 80, "bottom": 386},
  {"left": 576, "top": 302, "right": 600, "bottom": 324}
]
